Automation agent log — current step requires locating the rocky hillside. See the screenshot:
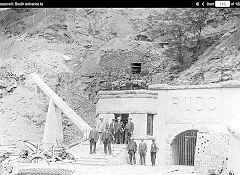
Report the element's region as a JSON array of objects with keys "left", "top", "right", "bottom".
[
  {"left": 0, "top": 8, "right": 165, "bottom": 147},
  {"left": 175, "top": 17, "right": 240, "bottom": 85},
  {"left": 0, "top": 8, "right": 240, "bottom": 147}
]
